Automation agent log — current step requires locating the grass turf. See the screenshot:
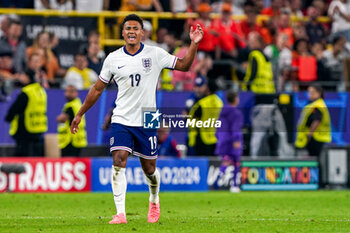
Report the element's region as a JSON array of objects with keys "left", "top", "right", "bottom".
[{"left": 1, "top": 191, "right": 350, "bottom": 233}]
